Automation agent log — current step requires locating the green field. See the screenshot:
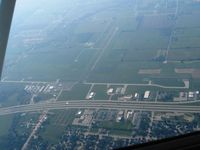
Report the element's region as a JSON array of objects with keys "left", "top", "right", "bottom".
[
  {"left": 93, "top": 120, "right": 133, "bottom": 136},
  {"left": 0, "top": 115, "right": 13, "bottom": 137},
  {"left": 0, "top": 115, "right": 14, "bottom": 149},
  {"left": 91, "top": 85, "right": 109, "bottom": 100},
  {"left": 58, "top": 84, "right": 91, "bottom": 100},
  {"left": 2, "top": 0, "right": 200, "bottom": 90},
  {"left": 40, "top": 109, "right": 77, "bottom": 144},
  {"left": 0, "top": 83, "right": 31, "bottom": 107},
  {"left": 1, "top": 0, "right": 200, "bottom": 148}
]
